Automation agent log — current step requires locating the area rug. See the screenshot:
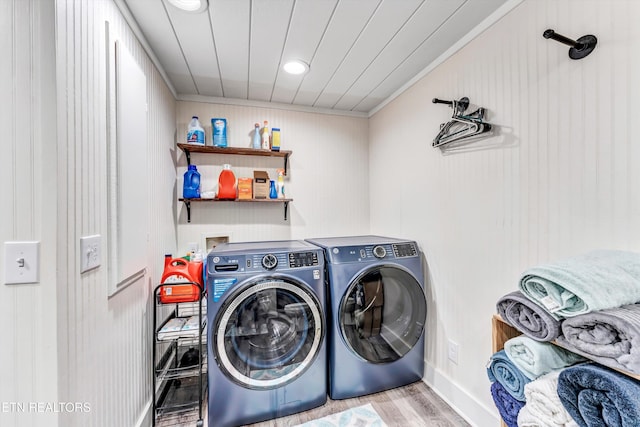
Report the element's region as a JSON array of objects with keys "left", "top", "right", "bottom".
[{"left": 294, "top": 403, "right": 388, "bottom": 427}]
